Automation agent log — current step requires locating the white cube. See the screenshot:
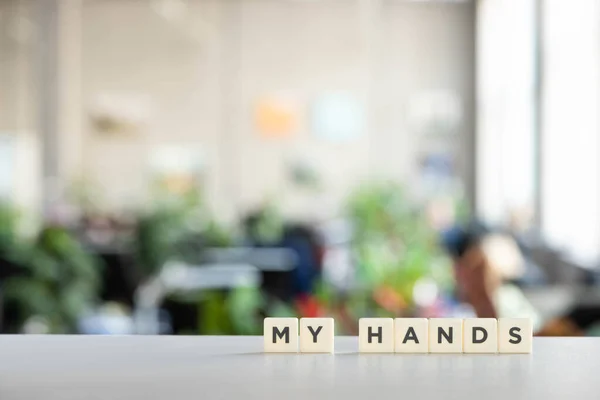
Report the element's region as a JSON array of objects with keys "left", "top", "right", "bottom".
[
  {"left": 359, "top": 318, "right": 394, "bottom": 353},
  {"left": 395, "top": 318, "right": 429, "bottom": 353},
  {"left": 264, "top": 317, "right": 299, "bottom": 353},
  {"left": 300, "top": 318, "right": 335, "bottom": 353},
  {"left": 463, "top": 318, "right": 498, "bottom": 353},
  {"left": 498, "top": 318, "right": 532, "bottom": 353},
  {"left": 429, "top": 318, "right": 463, "bottom": 353}
]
